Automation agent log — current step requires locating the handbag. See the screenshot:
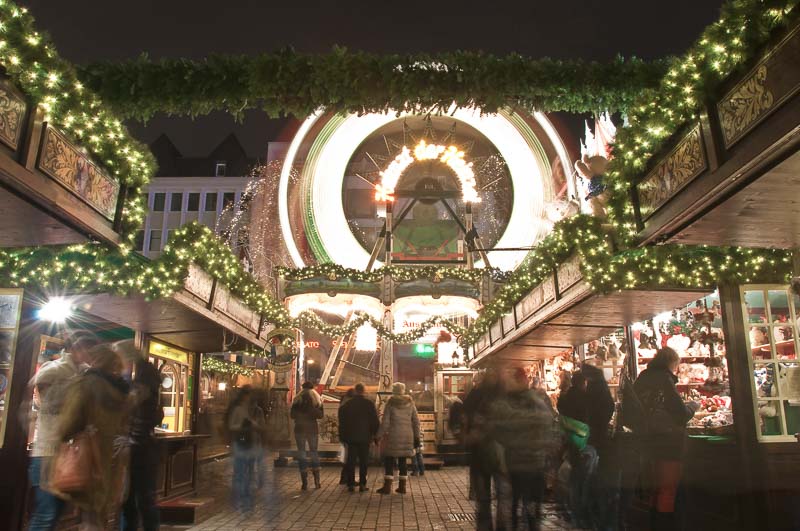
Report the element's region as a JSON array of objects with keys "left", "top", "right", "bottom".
[
  {"left": 48, "top": 428, "right": 101, "bottom": 495},
  {"left": 560, "top": 415, "right": 590, "bottom": 451}
]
